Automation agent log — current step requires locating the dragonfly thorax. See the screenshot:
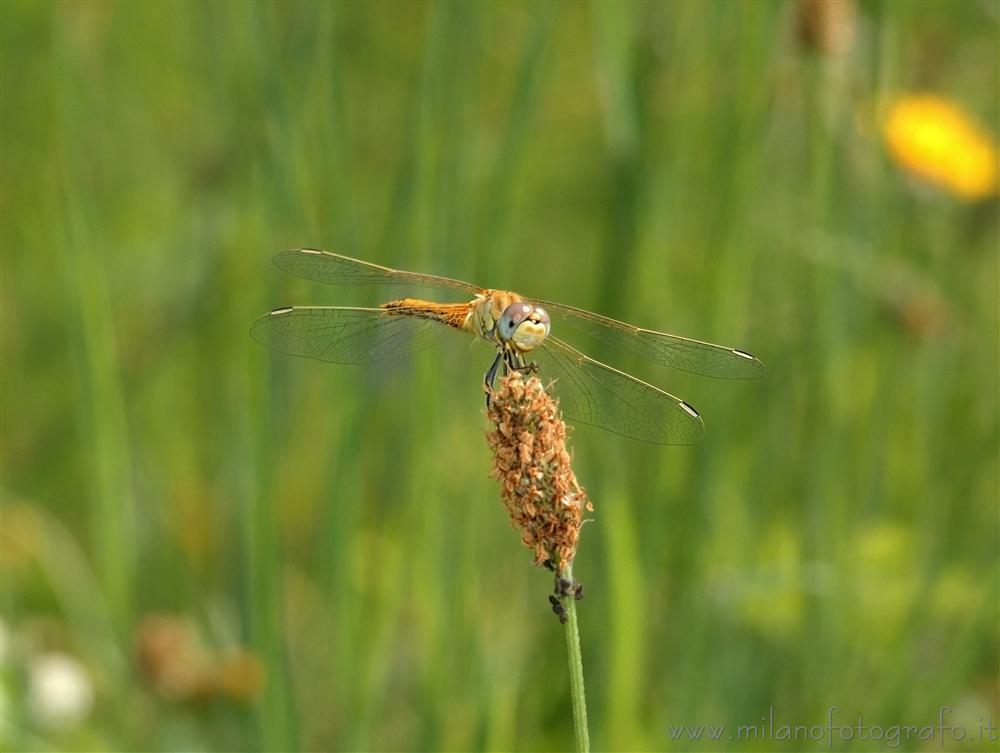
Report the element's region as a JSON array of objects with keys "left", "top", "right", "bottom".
[{"left": 468, "top": 291, "right": 549, "bottom": 352}]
